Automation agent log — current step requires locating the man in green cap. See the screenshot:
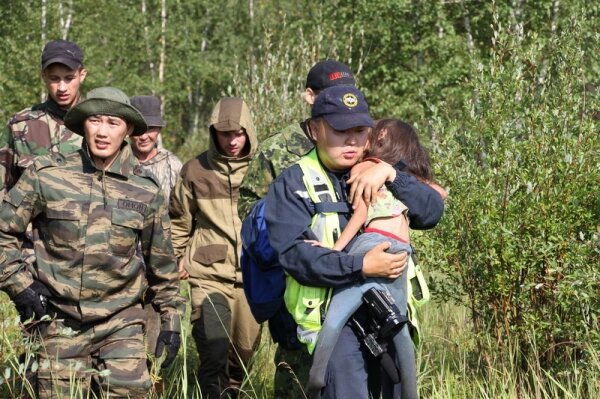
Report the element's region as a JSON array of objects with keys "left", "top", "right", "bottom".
[{"left": 0, "top": 87, "right": 185, "bottom": 398}]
